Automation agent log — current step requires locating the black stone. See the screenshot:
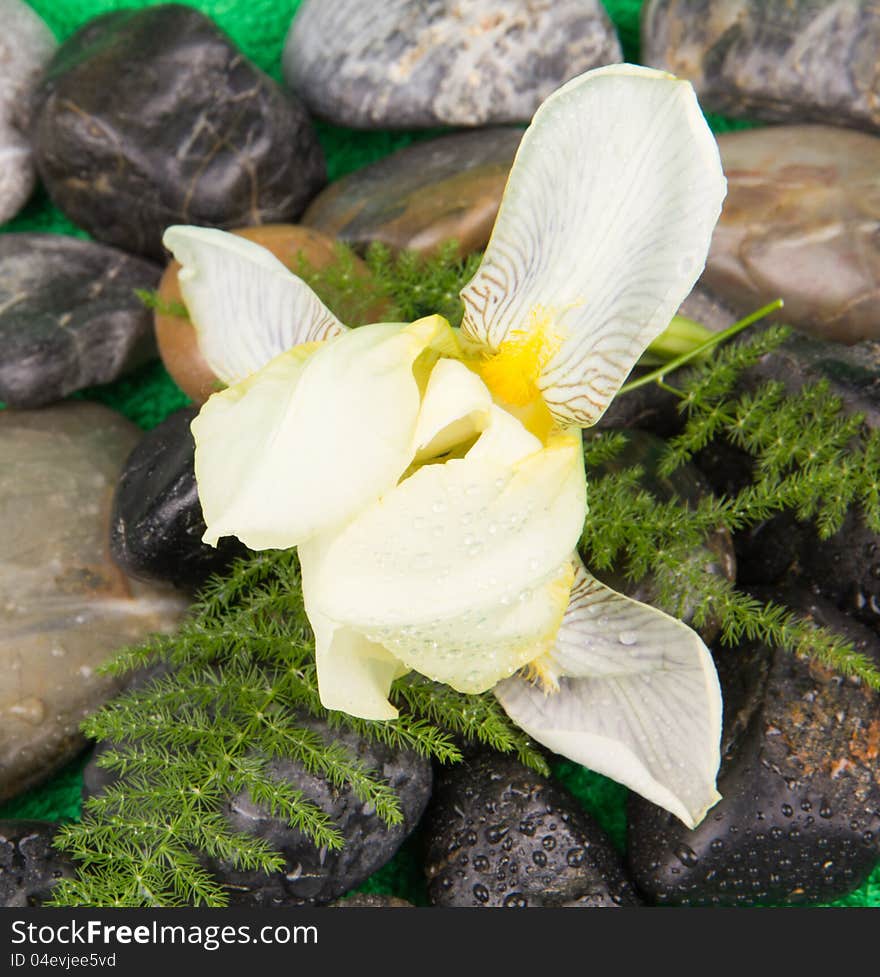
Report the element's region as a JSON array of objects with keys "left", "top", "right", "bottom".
[
  {"left": 110, "top": 407, "right": 246, "bottom": 589},
  {"left": 0, "top": 233, "right": 159, "bottom": 408},
  {"left": 0, "top": 820, "right": 75, "bottom": 907},
  {"left": 84, "top": 718, "right": 432, "bottom": 907},
  {"left": 627, "top": 588, "right": 880, "bottom": 906},
  {"left": 32, "top": 4, "right": 325, "bottom": 260},
  {"left": 424, "top": 751, "right": 639, "bottom": 907}
]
